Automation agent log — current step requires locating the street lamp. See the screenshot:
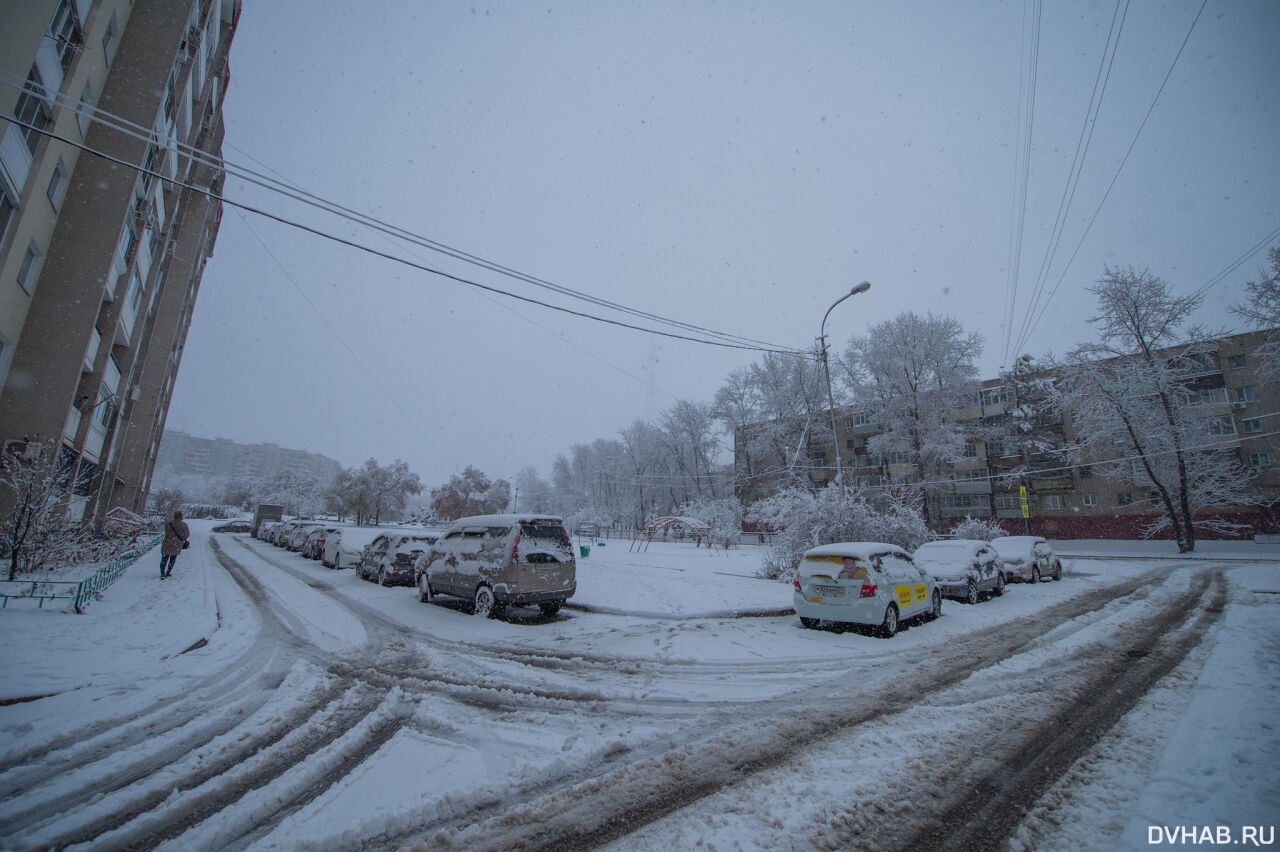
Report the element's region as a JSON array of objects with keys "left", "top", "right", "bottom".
[{"left": 820, "top": 281, "right": 871, "bottom": 489}]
